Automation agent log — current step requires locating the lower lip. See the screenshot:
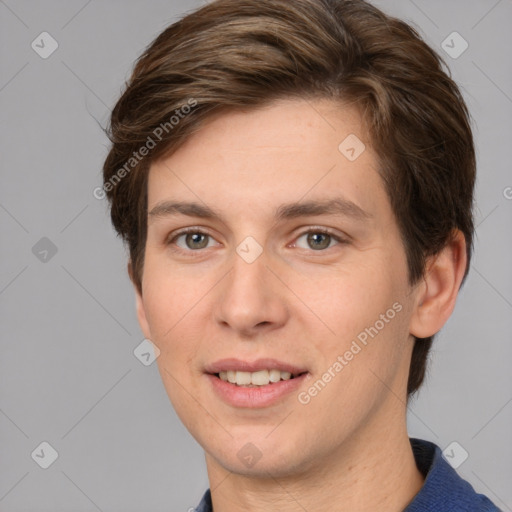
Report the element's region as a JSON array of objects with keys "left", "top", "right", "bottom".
[{"left": 207, "top": 373, "right": 308, "bottom": 408}]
